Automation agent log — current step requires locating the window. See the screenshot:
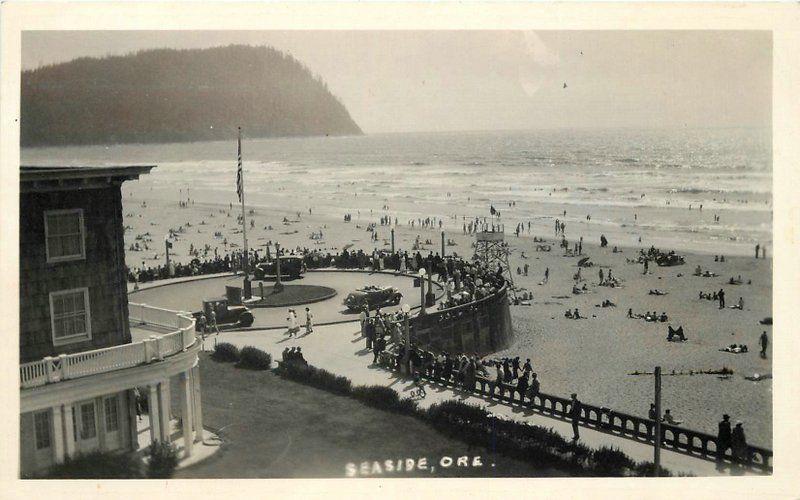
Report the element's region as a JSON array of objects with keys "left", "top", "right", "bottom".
[
  {"left": 44, "top": 209, "right": 85, "bottom": 263},
  {"left": 49, "top": 288, "right": 91, "bottom": 345},
  {"left": 80, "top": 402, "right": 96, "bottom": 439},
  {"left": 104, "top": 396, "right": 119, "bottom": 432},
  {"left": 34, "top": 411, "right": 51, "bottom": 450}
]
